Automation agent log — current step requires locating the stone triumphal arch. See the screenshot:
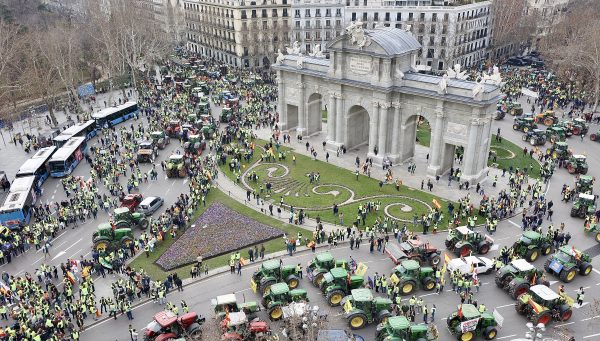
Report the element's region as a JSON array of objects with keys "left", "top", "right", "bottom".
[{"left": 273, "top": 26, "right": 501, "bottom": 183}]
